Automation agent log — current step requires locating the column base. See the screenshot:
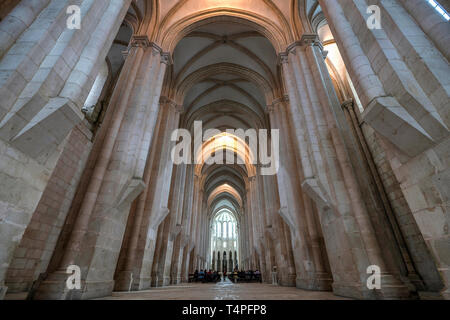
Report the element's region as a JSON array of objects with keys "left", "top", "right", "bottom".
[
  {"left": 114, "top": 271, "right": 134, "bottom": 292},
  {"left": 442, "top": 289, "right": 450, "bottom": 300},
  {"left": 33, "top": 270, "right": 114, "bottom": 300},
  {"left": 279, "top": 273, "right": 296, "bottom": 287},
  {"left": 163, "top": 276, "right": 171, "bottom": 287},
  {"left": 151, "top": 275, "right": 159, "bottom": 287},
  {"left": 0, "top": 285, "right": 7, "bottom": 300},
  {"left": 296, "top": 273, "right": 333, "bottom": 291},
  {"left": 332, "top": 274, "right": 412, "bottom": 300},
  {"left": 156, "top": 276, "right": 171, "bottom": 287},
  {"left": 134, "top": 276, "right": 151, "bottom": 291},
  {"left": 417, "top": 291, "right": 445, "bottom": 300}
]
